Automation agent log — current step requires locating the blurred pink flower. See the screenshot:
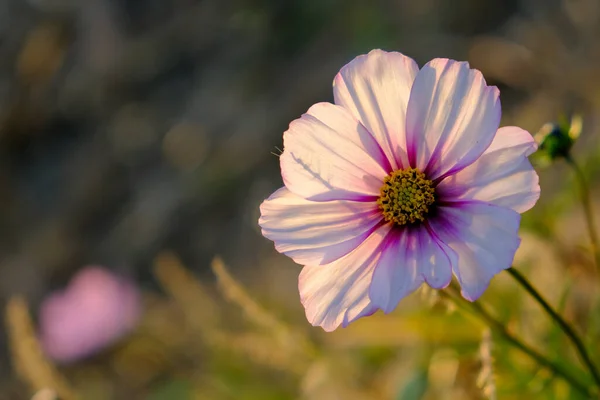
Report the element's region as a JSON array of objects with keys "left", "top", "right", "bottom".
[
  {"left": 259, "top": 49, "right": 540, "bottom": 331},
  {"left": 39, "top": 266, "right": 141, "bottom": 363}
]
